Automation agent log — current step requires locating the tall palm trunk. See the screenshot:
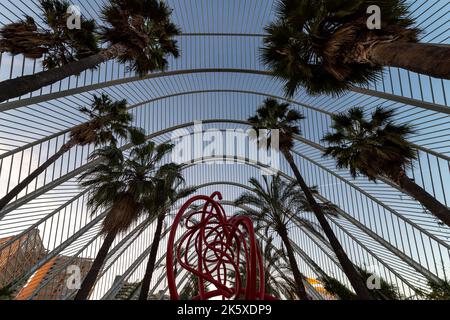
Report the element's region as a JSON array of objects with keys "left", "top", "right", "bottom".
[
  {"left": 368, "top": 42, "right": 450, "bottom": 80},
  {"left": 396, "top": 172, "right": 450, "bottom": 228},
  {"left": 277, "top": 224, "right": 309, "bottom": 300},
  {"left": 74, "top": 229, "right": 118, "bottom": 300},
  {"left": 282, "top": 149, "right": 372, "bottom": 300},
  {"left": 138, "top": 213, "right": 165, "bottom": 300},
  {"left": 0, "top": 139, "right": 76, "bottom": 214},
  {"left": 0, "top": 44, "right": 126, "bottom": 103}
]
